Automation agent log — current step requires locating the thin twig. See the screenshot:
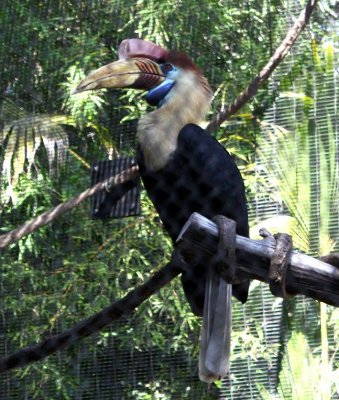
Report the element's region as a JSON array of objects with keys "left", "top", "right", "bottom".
[{"left": 206, "top": 0, "right": 318, "bottom": 133}]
